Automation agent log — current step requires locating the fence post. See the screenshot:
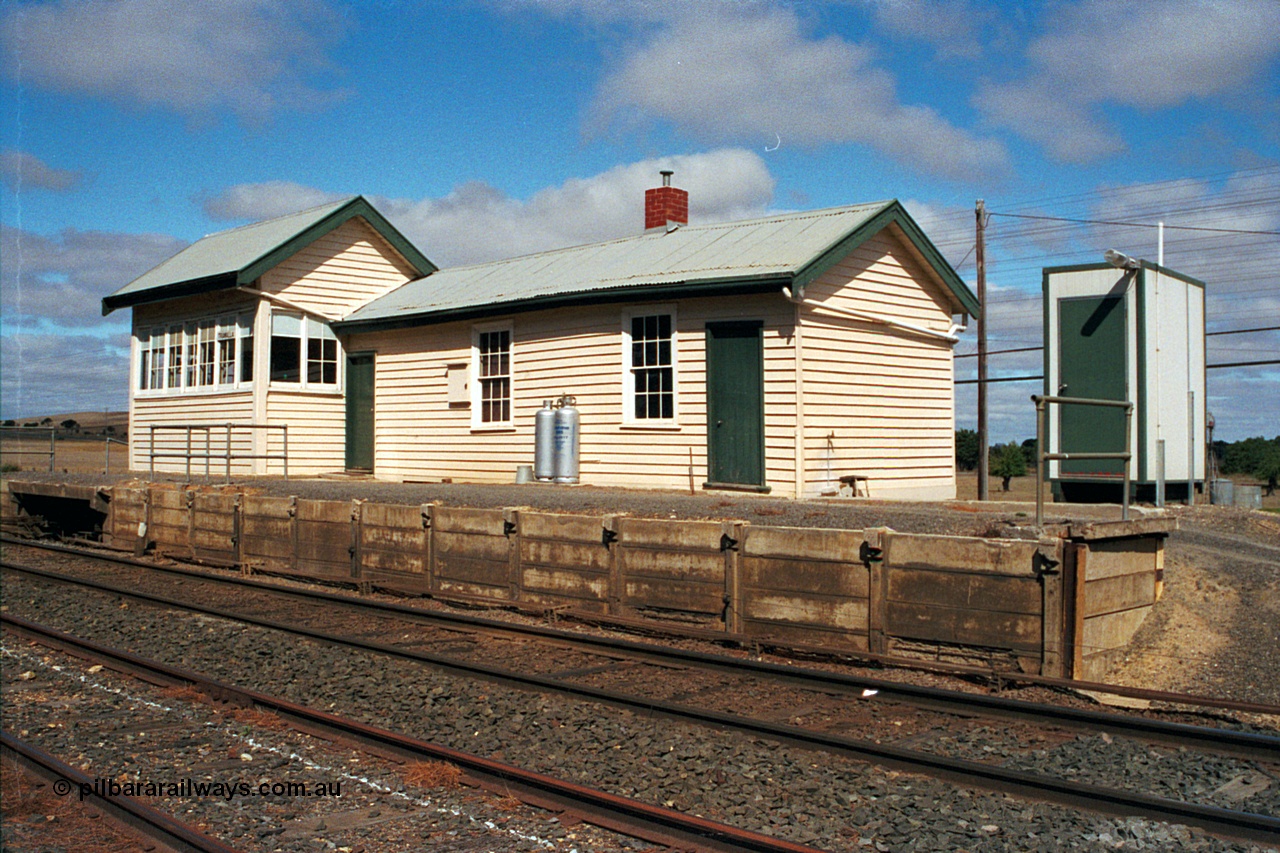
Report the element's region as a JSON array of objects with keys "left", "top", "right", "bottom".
[
  {"left": 48, "top": 428, "right": 55, "bottom": 472},
  {"left": 150, "top": 426, "right": 156, "bottom": 479},
  {"left": 225, "top": 423, "right": 233, "bottom": 483},
  {"left": 282, "top": 425, "right": 289, "bottom": 480}
]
